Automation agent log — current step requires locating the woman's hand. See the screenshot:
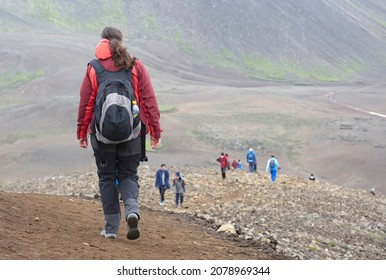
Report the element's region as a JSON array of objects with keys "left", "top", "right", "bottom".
[
  {"left": 151, "top": 136, "right": 161, "bottom": 149},
  {"left": 79, "top": 137, "right": 88, "bottom": 148}
]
